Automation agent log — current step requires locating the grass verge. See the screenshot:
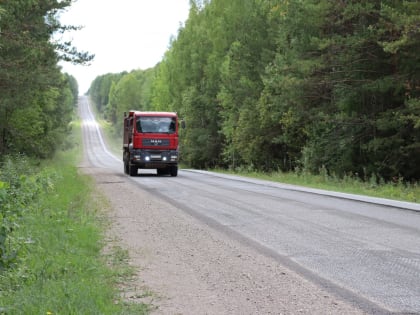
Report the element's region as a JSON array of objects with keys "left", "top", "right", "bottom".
[
  {"left": 214, "top": 168, "right": 419, "bottom": 203},
  {"left": 0, "top": 122, "right": 149, "bottom": 314}
]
